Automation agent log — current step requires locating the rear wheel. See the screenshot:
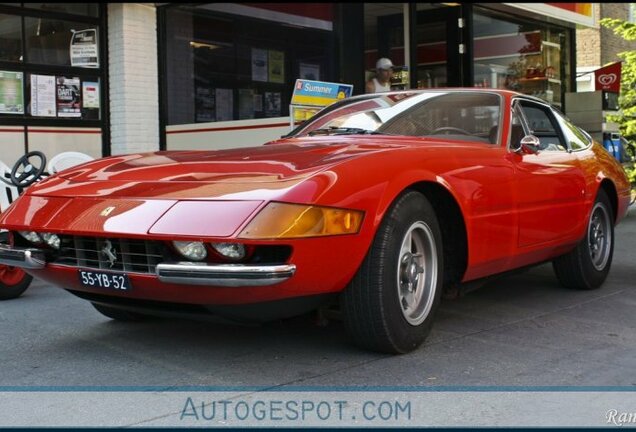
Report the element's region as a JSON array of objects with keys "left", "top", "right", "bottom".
[
  {"left": 0, "top": 266, "right": 32, "bottom": 300},
  {"left": 552, "top": 189, "right": 614, "bottom": 290},
  {"left": 341, "top": 190, "right": 443, "bottom": 354},
  {"left": 91, "top": 303, "right": 149, "bottom": 321}
]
